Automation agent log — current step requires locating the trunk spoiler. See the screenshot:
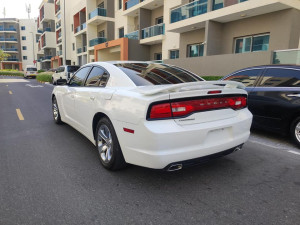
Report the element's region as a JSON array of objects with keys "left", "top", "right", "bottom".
[{"left": 135, "top": 81, "right": 245, "bottom": 96}]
